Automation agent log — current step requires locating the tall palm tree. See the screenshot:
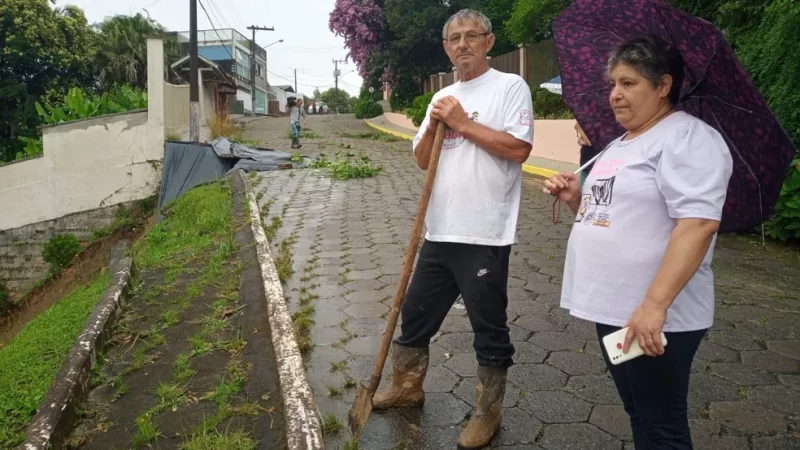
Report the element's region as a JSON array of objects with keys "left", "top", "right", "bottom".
[{"left": 94, "top": 14, "right": 177, "bottom": 90}]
